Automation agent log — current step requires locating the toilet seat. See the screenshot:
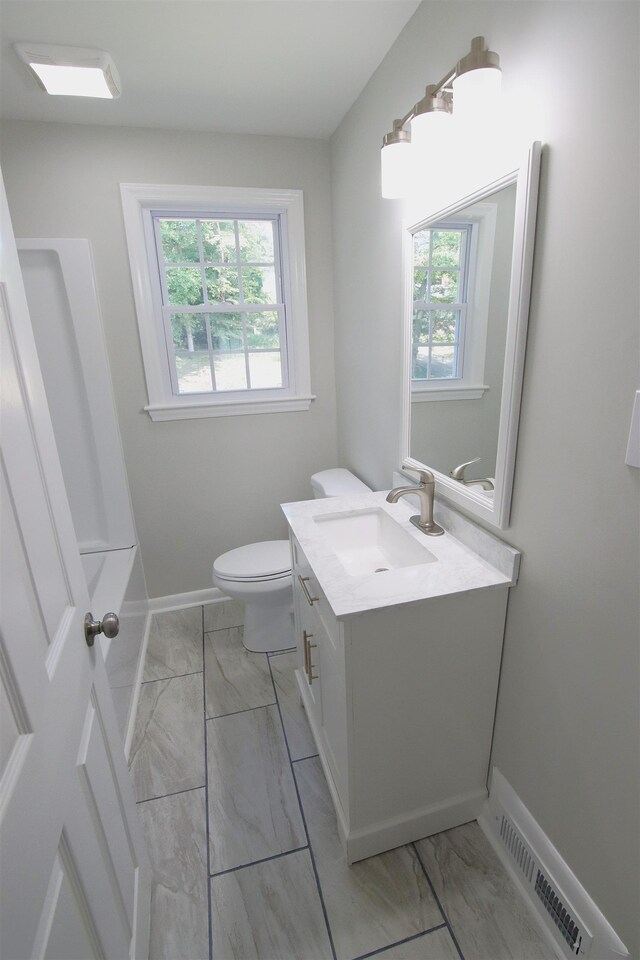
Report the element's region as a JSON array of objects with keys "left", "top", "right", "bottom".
[
  {"left": 213, "top": 540, "right": 291, "bottom": 583},
  {"left": 211, "top": 471, "right": 372, "bottom": 653}
]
